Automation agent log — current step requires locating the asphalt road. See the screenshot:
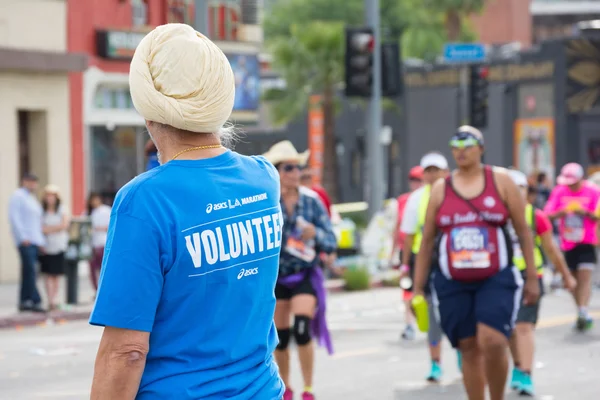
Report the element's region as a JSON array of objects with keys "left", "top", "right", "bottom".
[{"left": 1, "top": 288, "right": 600, "bottom": 399}]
